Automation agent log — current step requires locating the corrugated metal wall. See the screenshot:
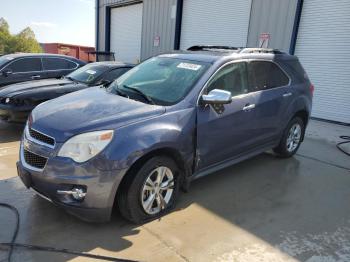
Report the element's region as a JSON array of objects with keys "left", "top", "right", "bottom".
[
  {"left": 141, "top": 0, "right": 177, "bottom": 60},
  {"left": 294, "top": 0, "right": 350, "bottom": 123},
  {"left": 99, "top": 0, "right": 300, "bottom": 55},
  {"left": 247, "top": 0, "right": 298, "bottom": 53},
  {"left": 97, "top": 0, "right": 135, "bottom": 51},
  {"left": 98, "top": 0, "right": 176, "bottom": 60},
  {"left": 180, "top": 0, "right": 252, "bottom": 49}
]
